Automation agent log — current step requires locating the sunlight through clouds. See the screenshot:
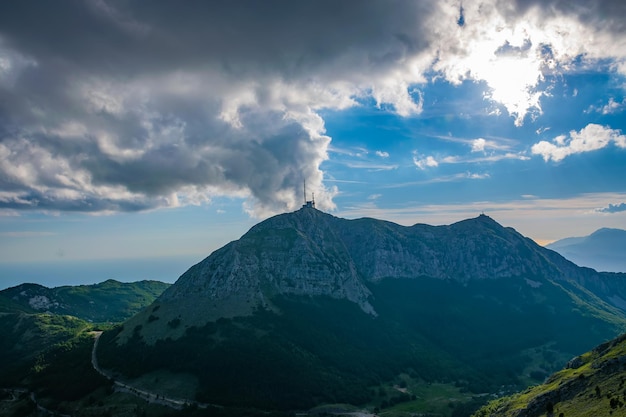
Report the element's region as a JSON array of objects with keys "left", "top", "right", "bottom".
[{"left": 0, "top": 0, "right": 624, "bottom": 220}]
